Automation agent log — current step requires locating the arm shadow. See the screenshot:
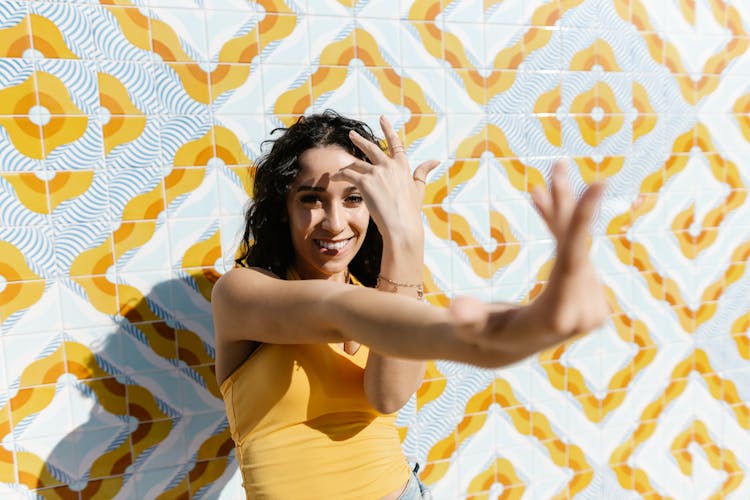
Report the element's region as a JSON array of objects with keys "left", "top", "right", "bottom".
[{"left": 33, "top": 273, "right": 238, "bottom": 498}]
